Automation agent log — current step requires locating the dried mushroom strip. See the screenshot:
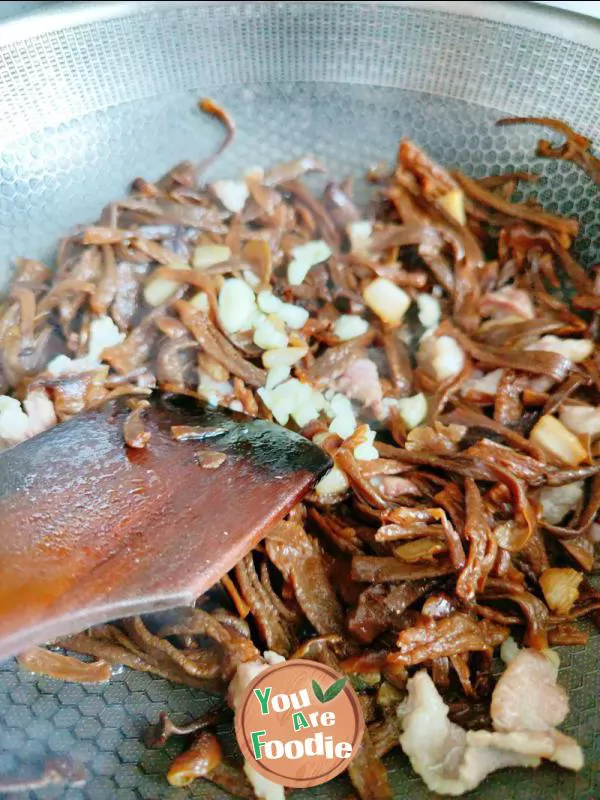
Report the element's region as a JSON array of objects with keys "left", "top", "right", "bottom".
[{"left": 6, "top": 108, "right": 598, "bottom": 798}]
